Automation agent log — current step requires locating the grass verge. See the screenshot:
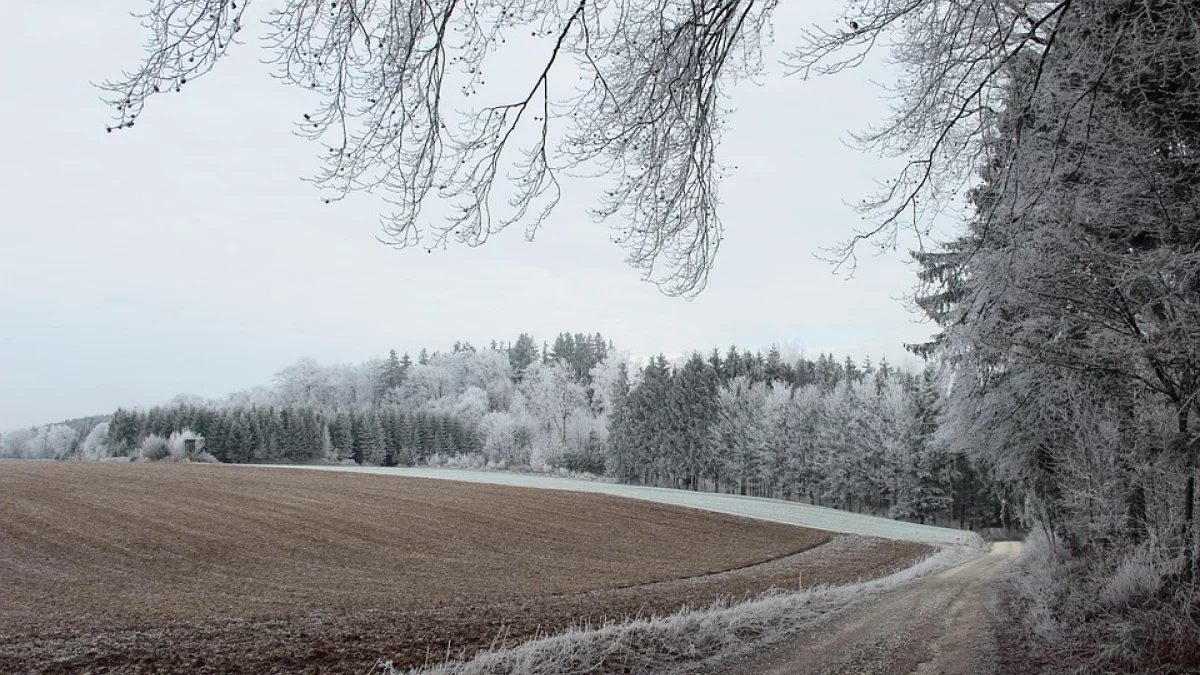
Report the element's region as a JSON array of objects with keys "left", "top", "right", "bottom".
[{"left": 383, "top": 540, "right": 984, "bottom": 675}]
